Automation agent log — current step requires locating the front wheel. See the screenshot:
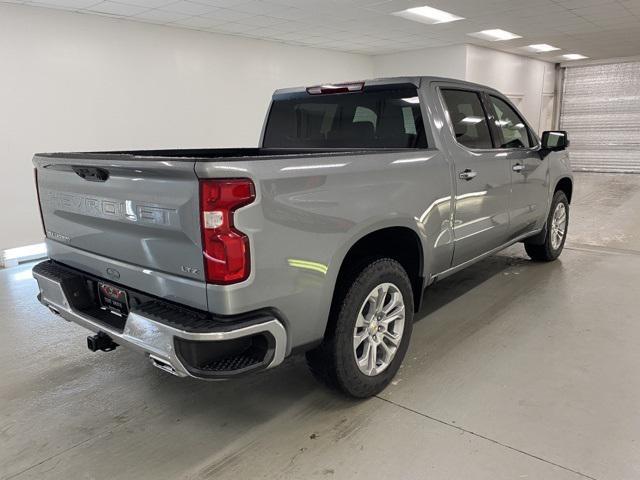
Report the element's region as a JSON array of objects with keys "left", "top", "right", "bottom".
[
  {"left": 306, "top": 258, "right": 414, "bottom": 398},
  {"left": 525, "top": 190, "right": 569, "bottom": 262}
]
